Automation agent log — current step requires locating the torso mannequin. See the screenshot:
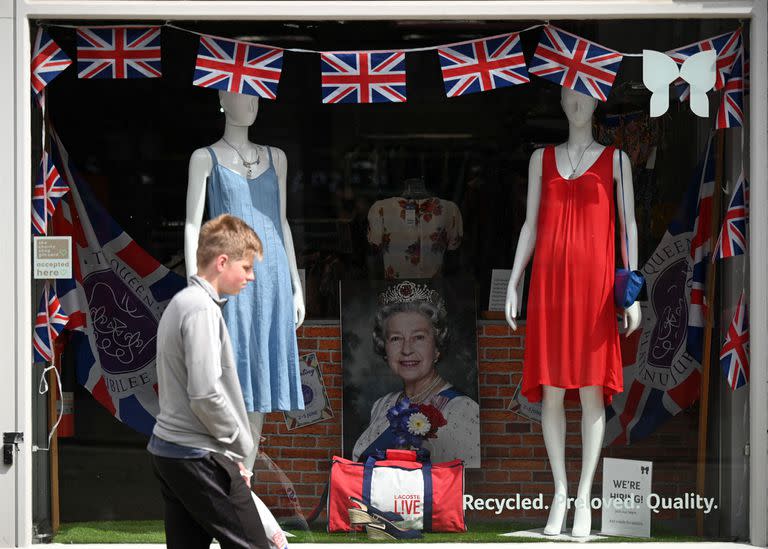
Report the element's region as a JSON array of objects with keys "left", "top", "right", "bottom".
[
  {"left": 367, "top": 193, "right": 463, "bottom": 279},
  {"left": 185, "top": 92, "right": 305, "bottom": 324},
  {"left": 504, "top": 87, "right": 641, "bottom": 537},
  {"left": 185, "top": 91, "right": 305, "bottom": 470}
]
